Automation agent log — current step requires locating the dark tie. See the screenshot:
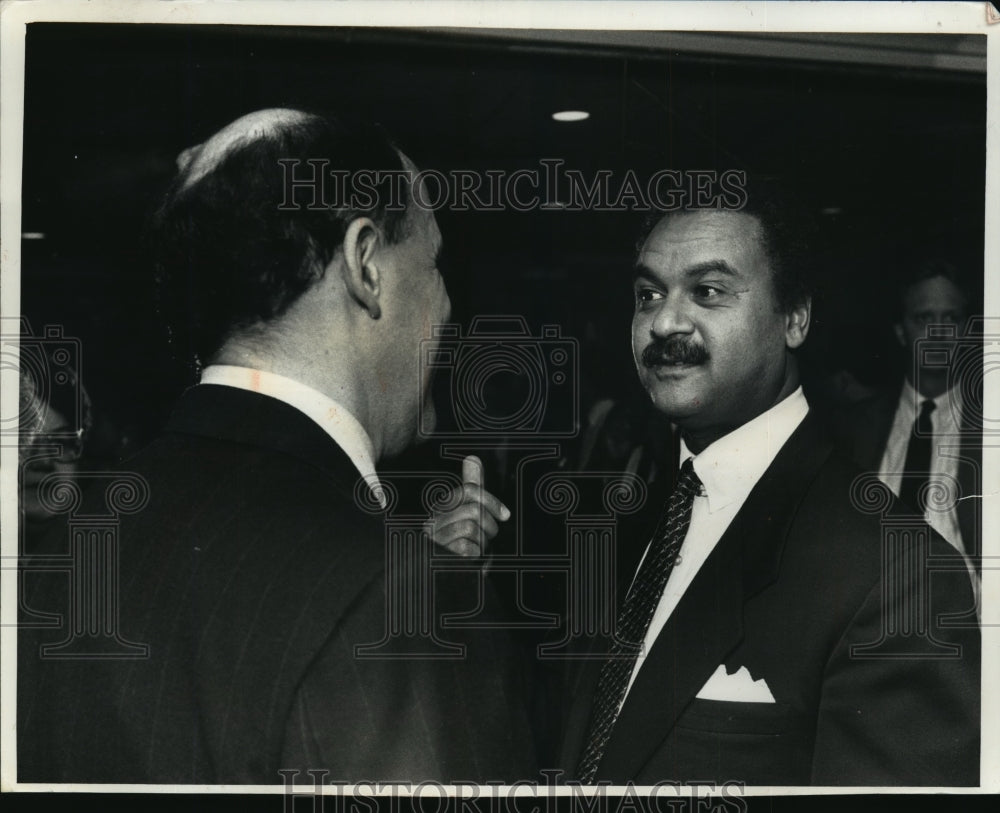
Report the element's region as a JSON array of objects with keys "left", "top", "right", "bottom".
[
  {"left": 899, "top": 398, "right": 935, "bottom": 512},
  {"left": 576, "top": 458, "right": 702, "bottom": 783}
]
